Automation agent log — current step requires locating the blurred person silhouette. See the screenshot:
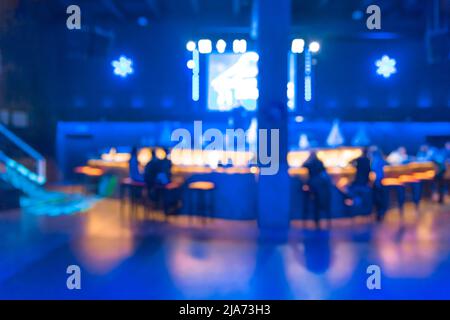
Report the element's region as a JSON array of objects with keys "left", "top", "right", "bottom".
[
  {"left": 416, "top": 144, "right": 434, "bottom": 162},
  {"left": 387, "top": 146, "right": 409, "bottom": 165},
  {"left": 445, "top": 141, "right": 450, "bottom": 160},
  {"left": 432, "top": 143, "right": 448, "bottom": 204},
  {"left": 144, "top": 148, "right": 161, "bottom": 203},
  {"left": 156, "top": 148, "right": 172, "bottom": 186},
  {"left": 129, "top": 146, "right": 143, "bottom": 182},
  {"left": 345, "top": 148, "right": 373, "bottom": 216},
  {"left": 291, "top": 230, "right": 331, "bottom": 274},
  {"left": 303, "top": 152, "right": 332, "bottom": 228},
  {"left": 304, "top": 151, "right": 326, "bottom": 180},
  {"left": 352, "top": 147, "right": 371, "bottom": 187},
  {"left": 371, "top": 148, "right": 388, "bottom": 221}
]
